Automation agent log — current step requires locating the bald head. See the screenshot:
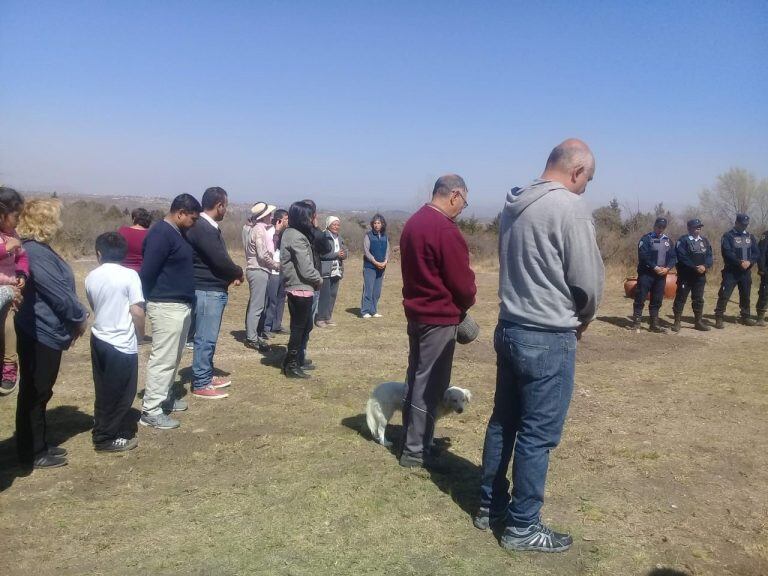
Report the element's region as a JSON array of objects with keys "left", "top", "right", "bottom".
[
  {"left": 545, "top": 139, "right": 594, "bottom": 172},
  {"left": 542, "top": 138, "right": 595, "bottom": 195}
]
